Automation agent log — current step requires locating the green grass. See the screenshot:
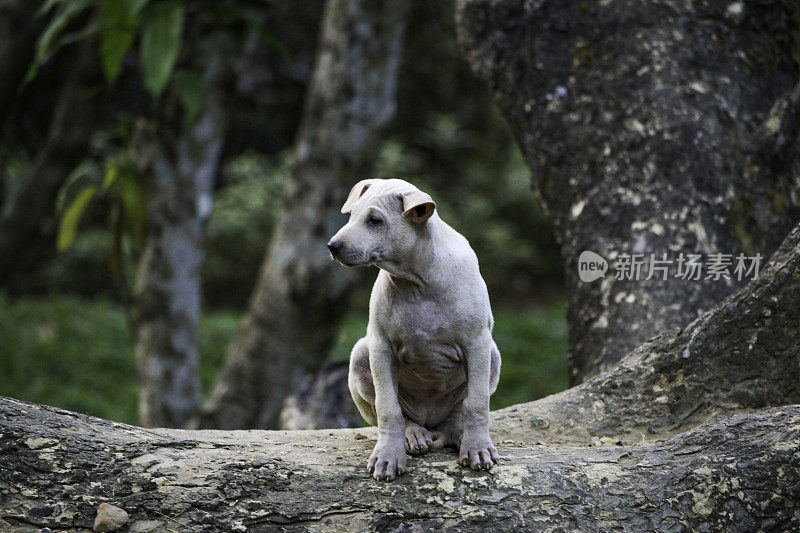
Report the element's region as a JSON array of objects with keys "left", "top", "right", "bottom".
[
  {"left": 0, "top": 295, "right": 568, "bottom": 424},
  {"left": 0, "top": 295, "right": 139, "bottom": 423},
  {"left": 0, "top": 295, "right": 238, "bottom": 424}
]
